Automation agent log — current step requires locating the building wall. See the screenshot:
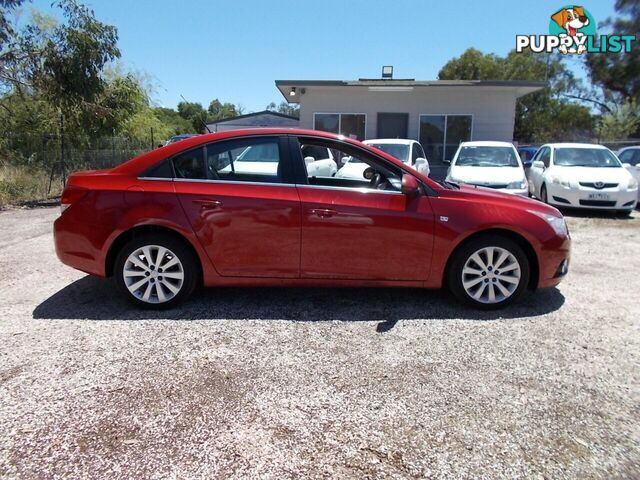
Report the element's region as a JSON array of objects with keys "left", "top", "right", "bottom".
[{"left": 297, "top": 86, "right": 518, "bottom": 142}]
